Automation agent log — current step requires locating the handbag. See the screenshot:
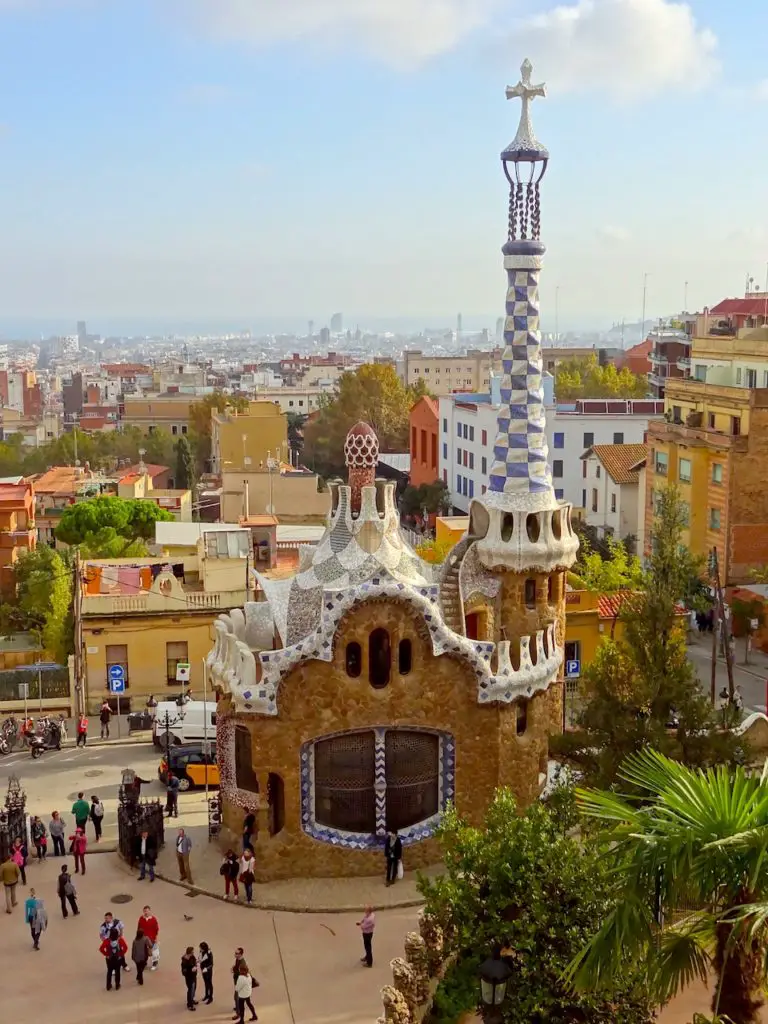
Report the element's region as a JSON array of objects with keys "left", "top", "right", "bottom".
[
  {"left": 251, "top": 977, "right": 260, "bottom": 989},
  {"left": 219, "top": 863, "right": 228, "bottom": 876},
  {"left": 397, "top": 860, "right": 404, "bottom": 880},
  {"left": 64, "top": 880, "right": 76, "bottom": 897},
  {"left": 240, "top": 870, "right": 255, "bottom": 884}
]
